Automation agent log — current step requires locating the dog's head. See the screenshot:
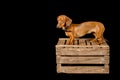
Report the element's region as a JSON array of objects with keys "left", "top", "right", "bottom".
[{"left": 56, "top": 15, "right": 72, "bottom": 30}]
